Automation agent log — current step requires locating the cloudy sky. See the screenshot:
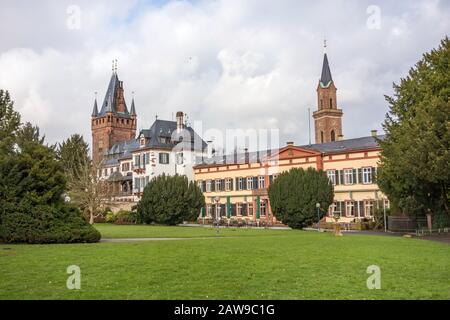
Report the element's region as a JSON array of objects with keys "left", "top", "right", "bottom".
[{"left": 0, "top": 0, "right": 448, "bottom": 150}]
